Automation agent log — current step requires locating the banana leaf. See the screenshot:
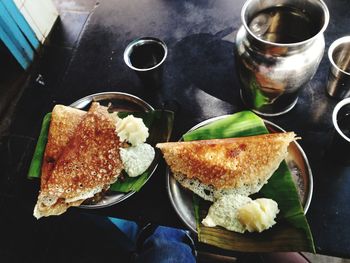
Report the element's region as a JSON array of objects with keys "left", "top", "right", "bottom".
[
  {"left": 183, "top": 111, "right": 267, "bottom": 140},
  {"left": 28, "top": 110, "right": 174, "bottom": 193},
  {"left": 28, "top": 113, "right": 51, "bottom": 178},
  {"left": 184, "top": 111, "right": 315, "bottom": 253}
]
